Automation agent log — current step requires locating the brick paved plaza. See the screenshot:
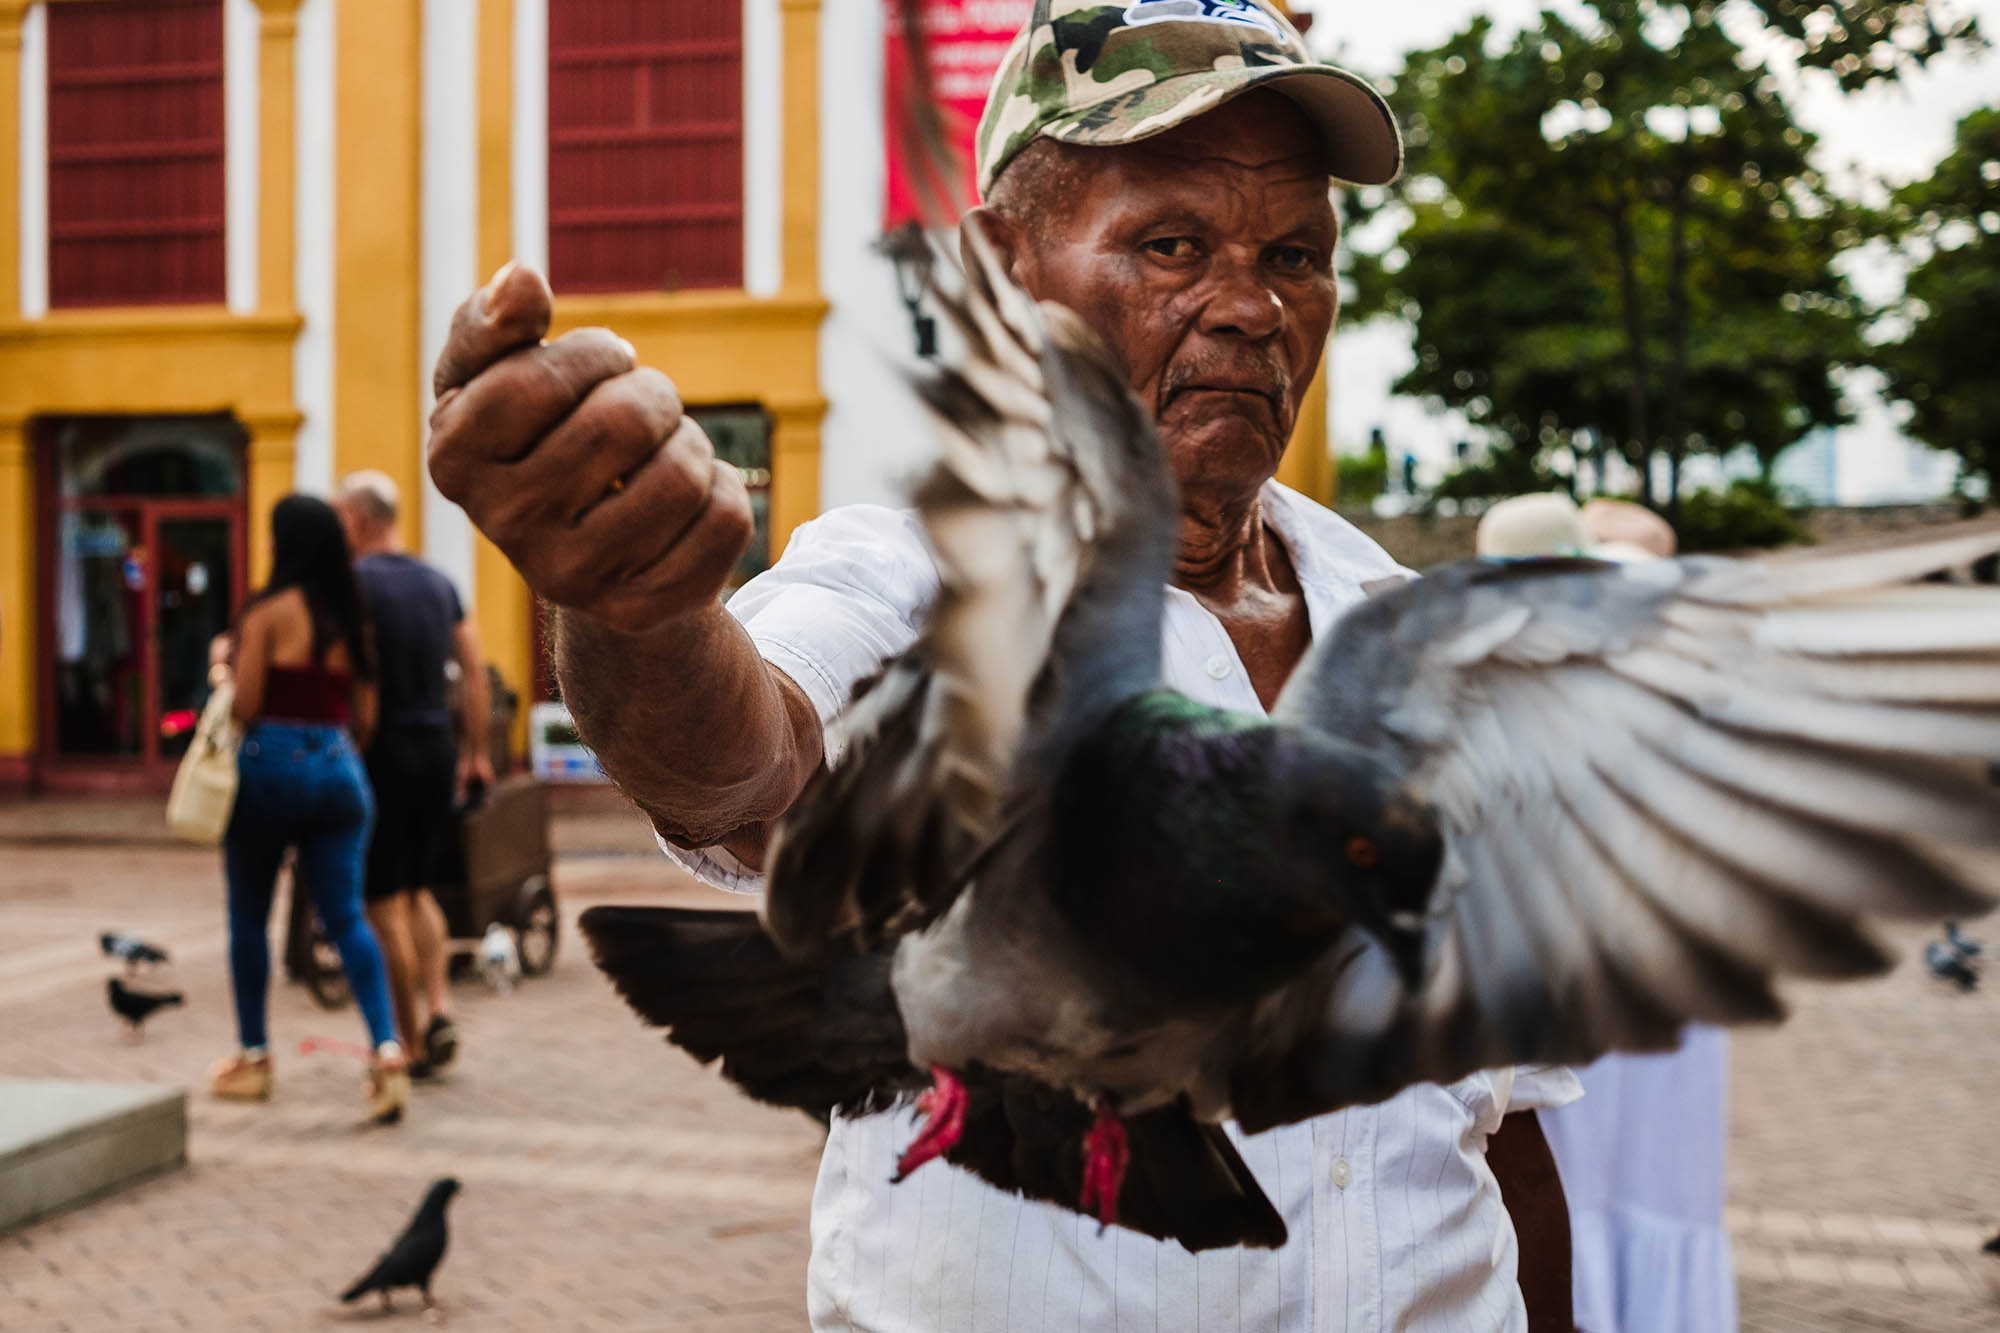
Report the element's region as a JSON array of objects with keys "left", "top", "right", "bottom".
[{"left": 2, "top": 802, "right": 1998, "bottom": 1331}]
